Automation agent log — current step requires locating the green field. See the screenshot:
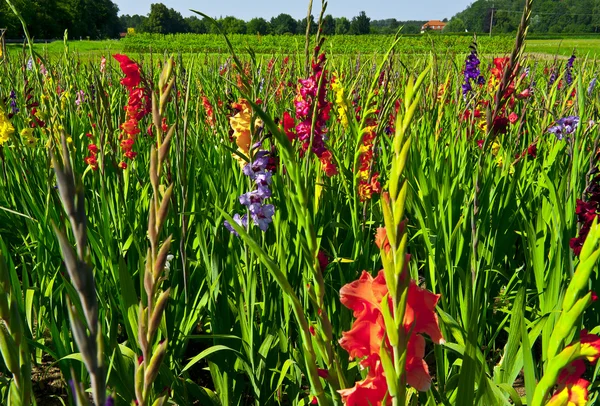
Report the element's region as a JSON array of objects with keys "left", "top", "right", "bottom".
[
  {"left": 6, "top": 35, "right": 600, "bottom": 60},
  {"left": 2, "top": 25, "right": 600, "bottom": 406}
]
